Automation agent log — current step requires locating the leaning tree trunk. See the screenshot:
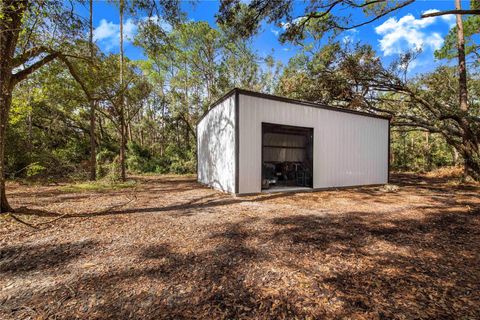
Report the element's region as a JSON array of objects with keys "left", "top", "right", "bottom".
[
  {"left": 447, "top": 133, "right": 480, "bottom": 181},
  {"left": 460, "top": 139, "right": 480, "bottom": 181}
]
